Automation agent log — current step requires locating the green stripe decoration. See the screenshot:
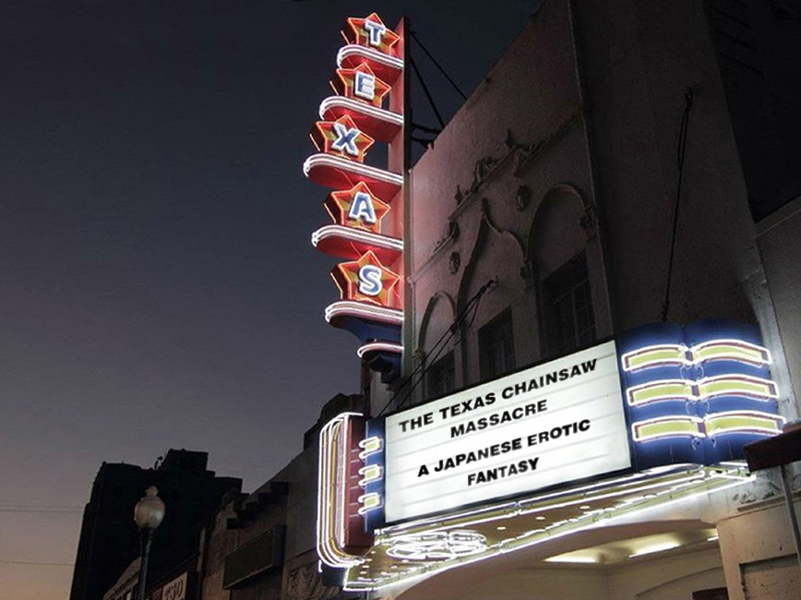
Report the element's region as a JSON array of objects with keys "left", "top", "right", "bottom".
[
  {"left": 627, "top": 380, "right": 695, "bottom": 406},
  {"left": 632, "top": 417, "right": 703, "bottom": 442}
]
